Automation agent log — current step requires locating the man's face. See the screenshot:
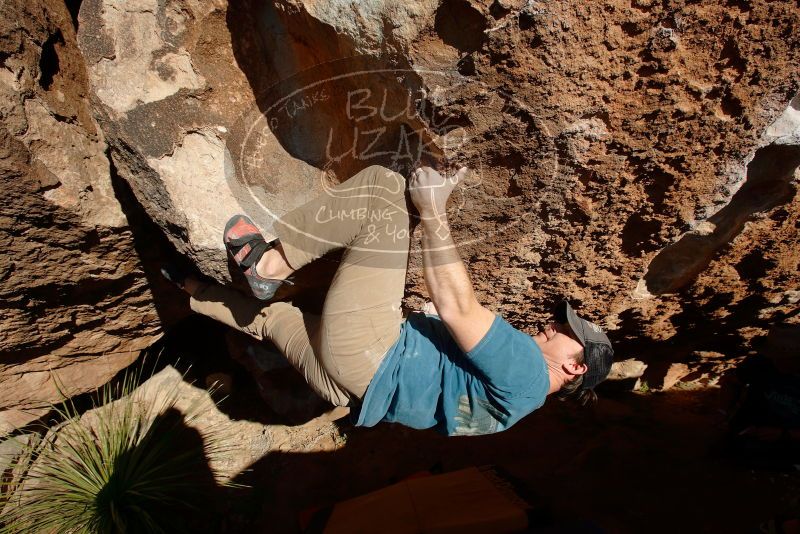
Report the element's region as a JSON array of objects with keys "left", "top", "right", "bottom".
[{"left": 533, "top": 320, "right": 586, "bottom": 374}]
